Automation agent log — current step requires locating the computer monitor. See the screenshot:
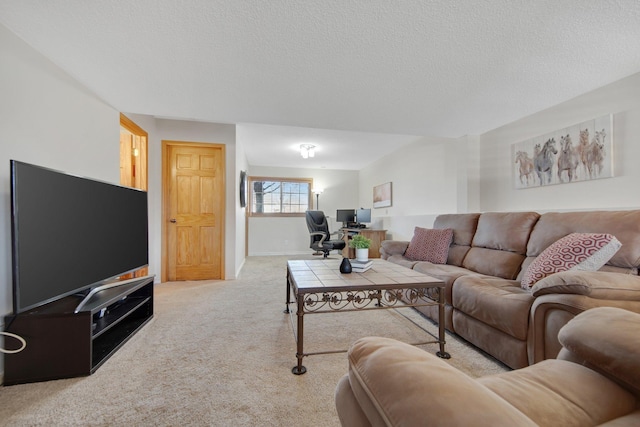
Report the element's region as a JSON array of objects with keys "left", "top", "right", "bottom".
[
  {"left": 356, "top": 208, "right": 371, "bottom": 224},
  {"left": 336, "top": 209, "right": 355, "bottom": 225}
]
